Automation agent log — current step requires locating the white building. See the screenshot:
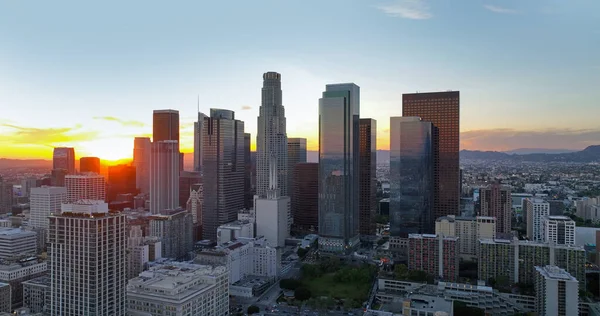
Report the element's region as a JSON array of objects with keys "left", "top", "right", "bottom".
[
  {"left": 127, "top": 262, "right": 228, "bottom": 316},
  {"left": 255, "top": 154, "right": 290, "bottom": 248},
  {"left": 542, "top": 216, "right": 576, "bottom": 245},
  {"left": 217, "top": 220, "right": 255, "bottom": 245},
  {"left": 0, "top": 228, "right": 37, "bottom": 259},
  {"left": 49, "top": 200, "right": 126, "bottom": 316},
  {"left": 186, "top": 183, "right": 203, "bottom": 225},
  {"left": 525, "top": 198, "right": 550, "bottom": 242},
  {"left": 127, "top": 226, "right": 162, "bottom": 280},
  {"left": 29, "top": 187, "right": 67, "bottom": 230},
  {"left": 534, "top": 265, "right": 578, "bottom": 316},
  {"left": 435, "top": 215, "right": 496, "bottom": 260},
  {"left": 65, "top": 173, "right": 106, "bottom": 202},
  {"left": 575, "top": 197, "right": 599, "bottom": 219}
]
